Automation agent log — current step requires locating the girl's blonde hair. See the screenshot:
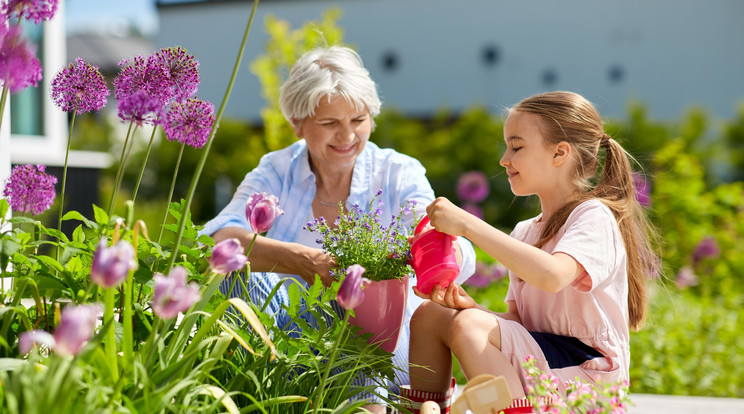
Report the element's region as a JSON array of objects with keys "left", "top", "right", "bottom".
[{"left": 509, "top": 91, "right": 659, "bottom": 330}]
